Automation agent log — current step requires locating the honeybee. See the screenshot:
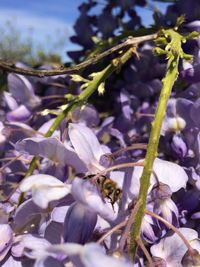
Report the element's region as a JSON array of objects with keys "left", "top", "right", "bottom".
[{"left": 84, "top": 174, "right": 122, "bottom": 209}]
